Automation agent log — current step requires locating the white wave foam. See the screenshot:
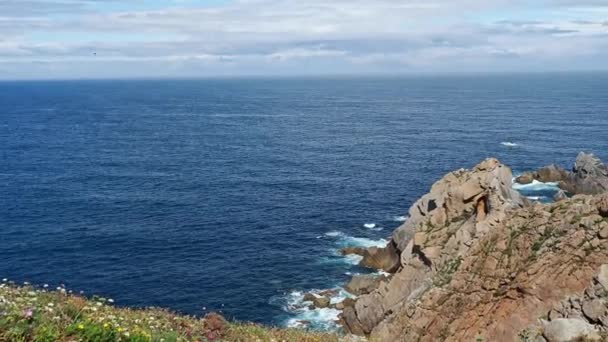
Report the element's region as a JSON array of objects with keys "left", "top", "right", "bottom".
[
  {"left": 393, "top": 215, "right": 408, "bottom": 222},
  {"left": 324, "top": 231, "right": 344, "bottom": 238},
  {"left": 338, "top": 236, "right": 388, "bottom": 248},
  {"left": 343, "top": 254, "right": 363, "bottom": 265},
  {"left": 278, "top": 288, "right": 354, "bottom": 331},
  {"left": 512, "top": 180, "right": 560, "bottom": 191},
  {"left": 501, "top": 142, "right": 519, "bottom": 147},
  {"left": 363, "top": 223, "right": 376, "bottom": 229}
]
